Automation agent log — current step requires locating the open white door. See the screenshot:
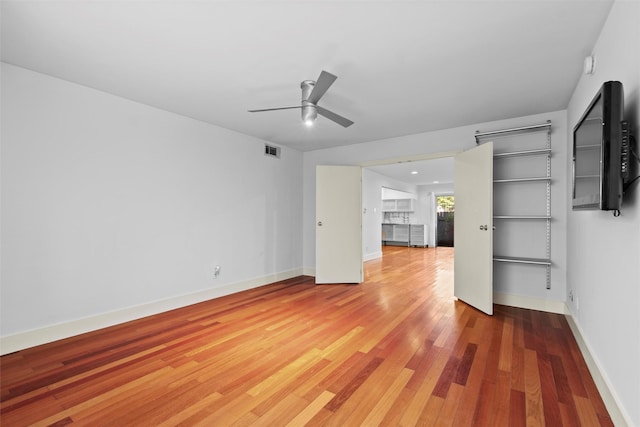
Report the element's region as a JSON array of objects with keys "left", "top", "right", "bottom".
[
  {"left": 316, "top": 165, "right": 363, "bottom": 284},
  {"left": 454, "top": 142, "right": 493, "bottom": 314}
]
